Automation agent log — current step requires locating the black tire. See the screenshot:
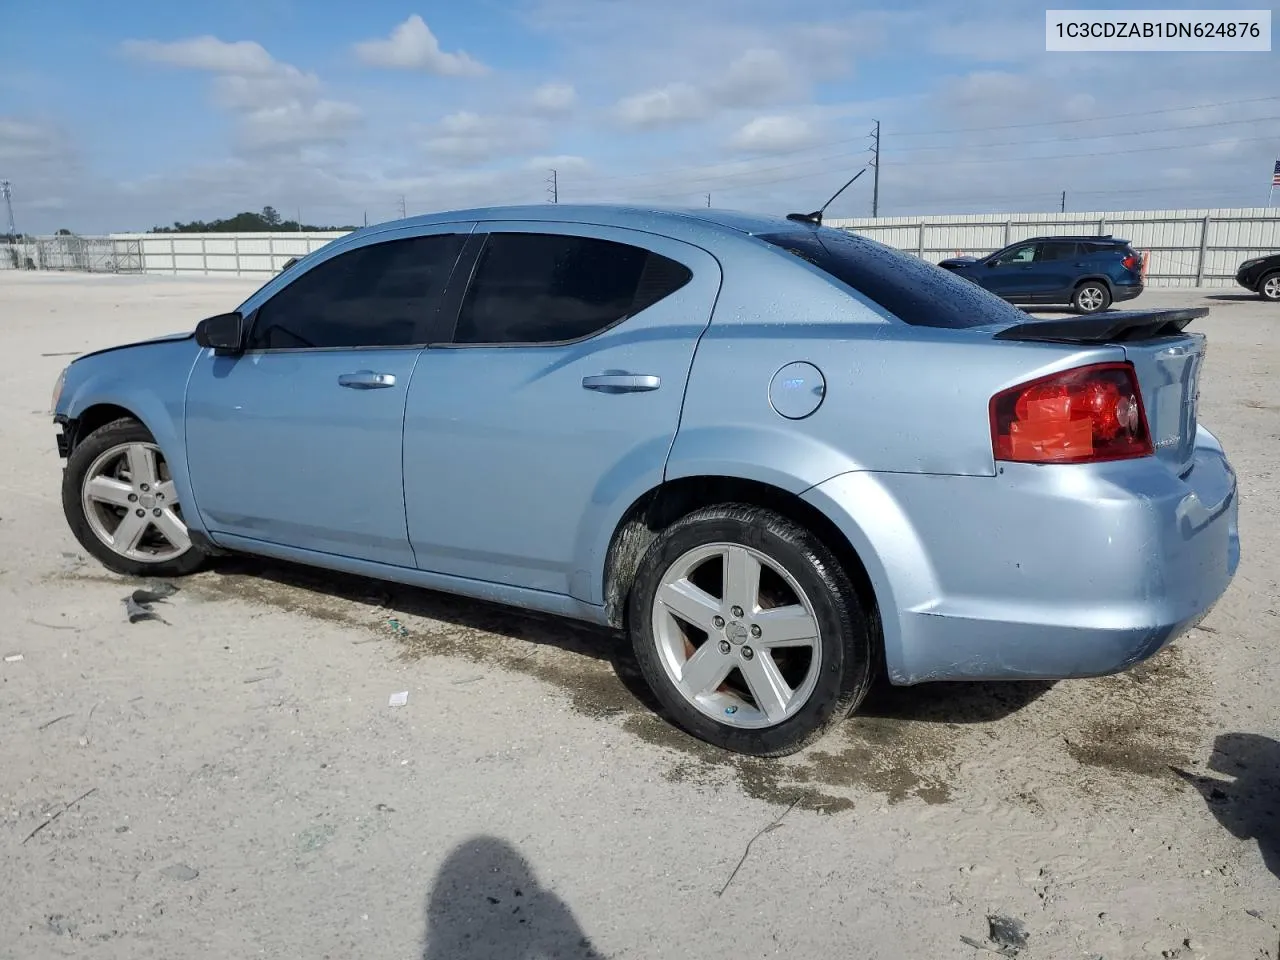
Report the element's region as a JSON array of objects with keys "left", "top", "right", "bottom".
[
  {"left": 62, "top": 417, "right": 208, "bottom": 578},
  {"left": 1258, "top": 270, "right": 1280, "bottom": 302},
  {"left": 1072, "top": 281, "right": 1112, "bottom": 314},
  {"left": 627, "top": 504, "right": 874, "bottom": 757}
]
